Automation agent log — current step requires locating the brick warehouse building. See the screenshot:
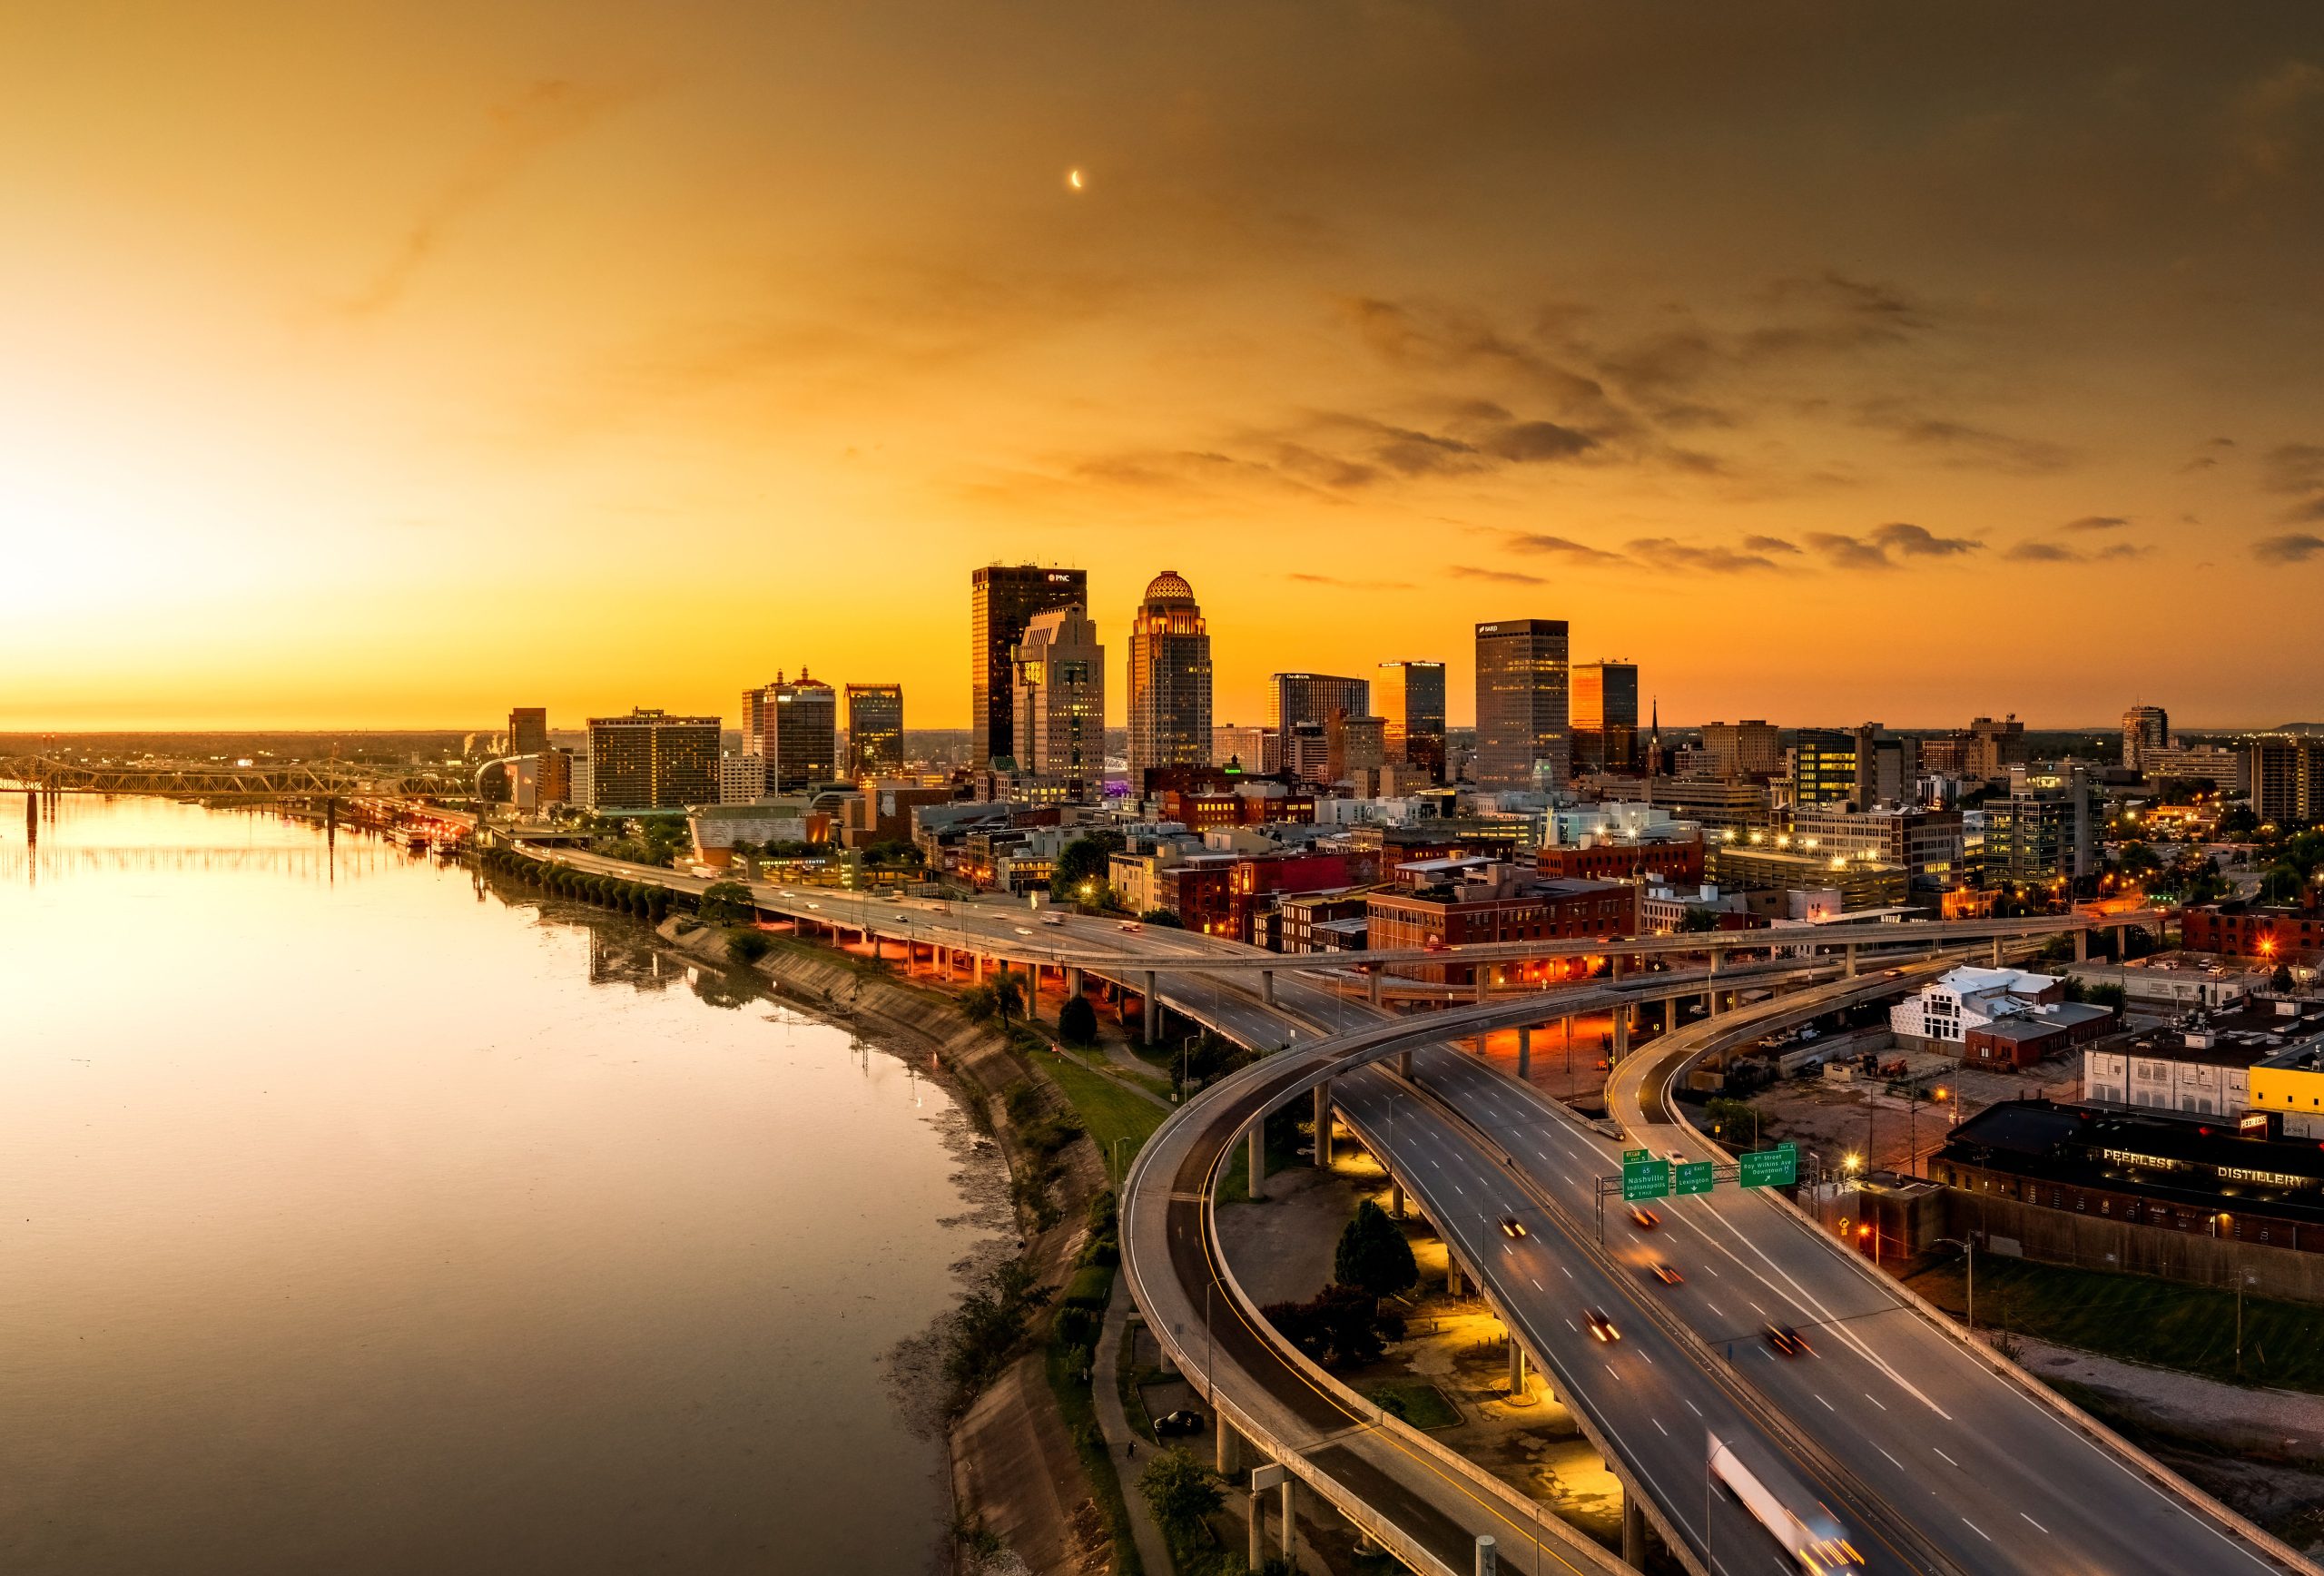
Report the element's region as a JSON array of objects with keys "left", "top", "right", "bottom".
[
  {"left": 1535, "top": 836, "right": 1703, "bottom": 886},
  {"left": 2182, "top": 900, "right": 2324, "bottom": 963},
  {"left": 1367, "top": 858, "right": 1634, "bottom": 984}
]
